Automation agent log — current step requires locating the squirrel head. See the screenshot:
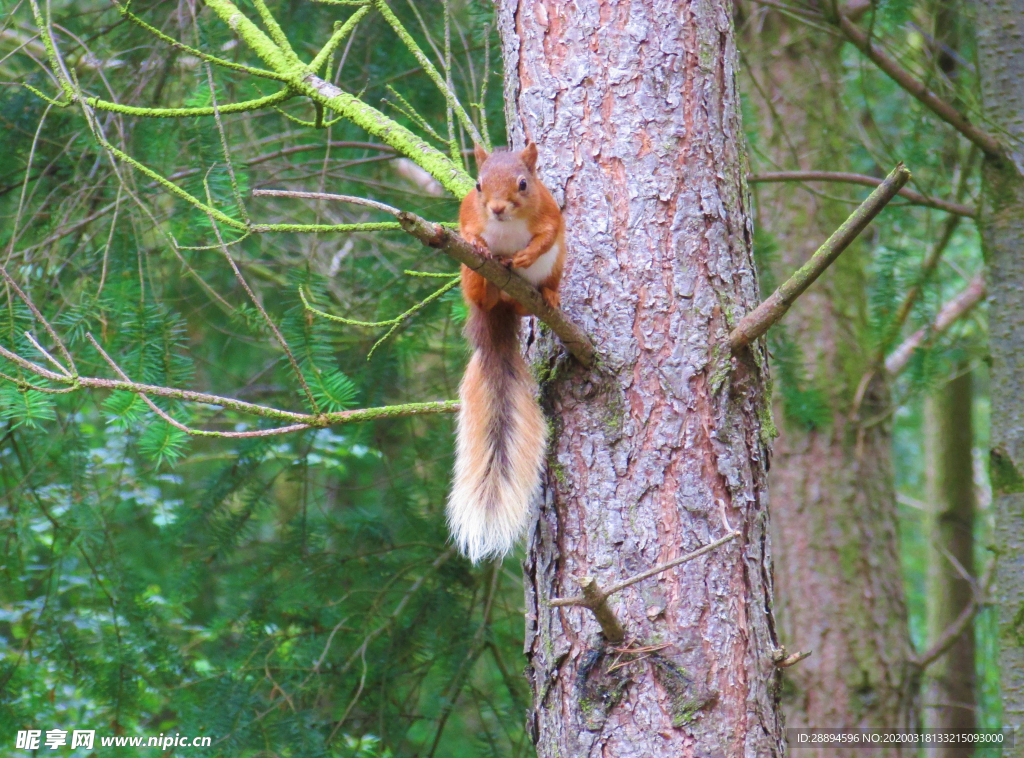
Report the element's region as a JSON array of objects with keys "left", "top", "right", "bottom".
[{"left": 472, "top": 141, "right": 539, "bottom": 221}]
